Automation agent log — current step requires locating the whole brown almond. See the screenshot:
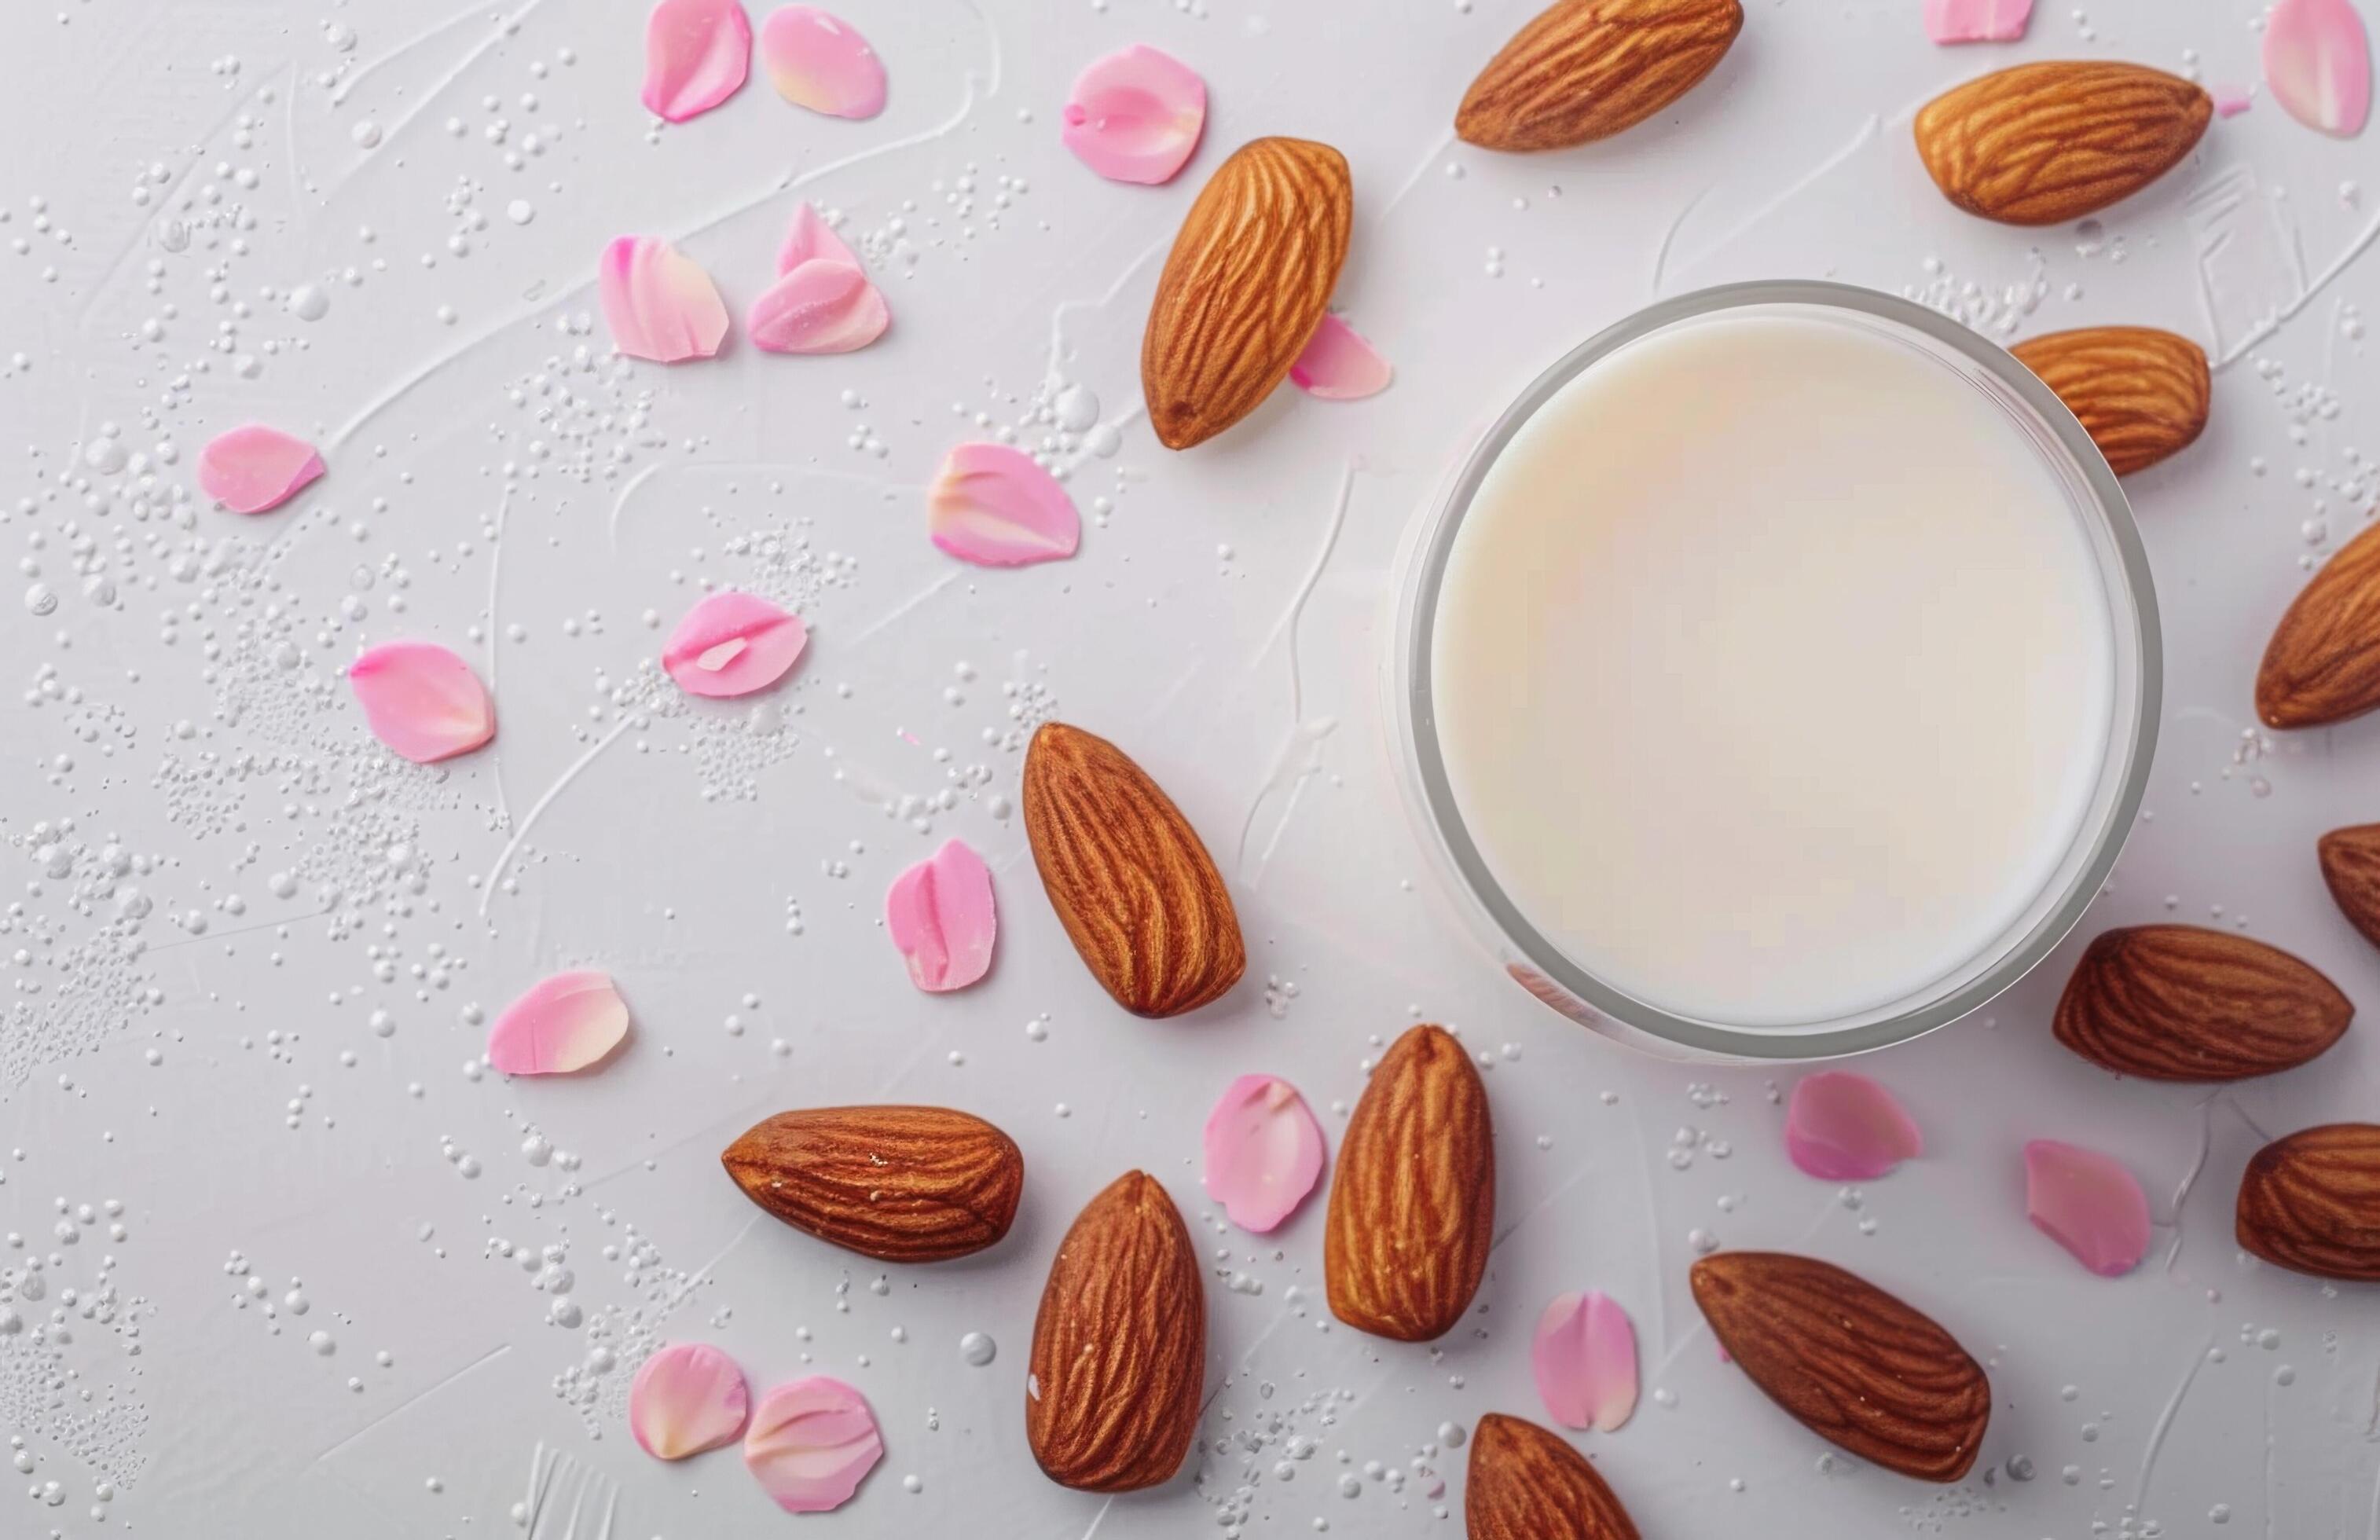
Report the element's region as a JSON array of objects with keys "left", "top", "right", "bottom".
[
  {"left": 2010, "top": 326, "right": 2210, "bottom": 476},
  {"left": 1325, "top": 1025, "right": 1494, "bottom": 1342},
  {"left": 1022, "top": 721, "right": 1245, "bottom": 1018},
  {"left": 2319, "top": 824, "right": 2380, "bottom": 949},
  {"left": 721, "top": 1106, "right": 1023, "bottom": 1263},
  {"left": 1691, "top": 1252, "right": 1989, "bottom": 1483},
  {"left": 1027, "top": 1171, "right": 1205, "bottom": 1492},
  {"left": 1142, "top": 137, "right": 1351, "bottom": 450},
  {"left": 1915, "top": 61, "right": 2212, "bottom": 226},
  {"left": 2258, "top": 519, "right": 2380, "bottom": 729},
  {"left": 1455, "top": 0, "right": 1744, "bottom": 152},
  {"left": 2237, "top": 1124, "right": 2380, "bottom": 1281},
  {"left": 2053, "top": 925, "right": 2351, "bottom": 1081},
  {"left": 1466, "top": 1412, "right": 1641, "bottom": 1540}
]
